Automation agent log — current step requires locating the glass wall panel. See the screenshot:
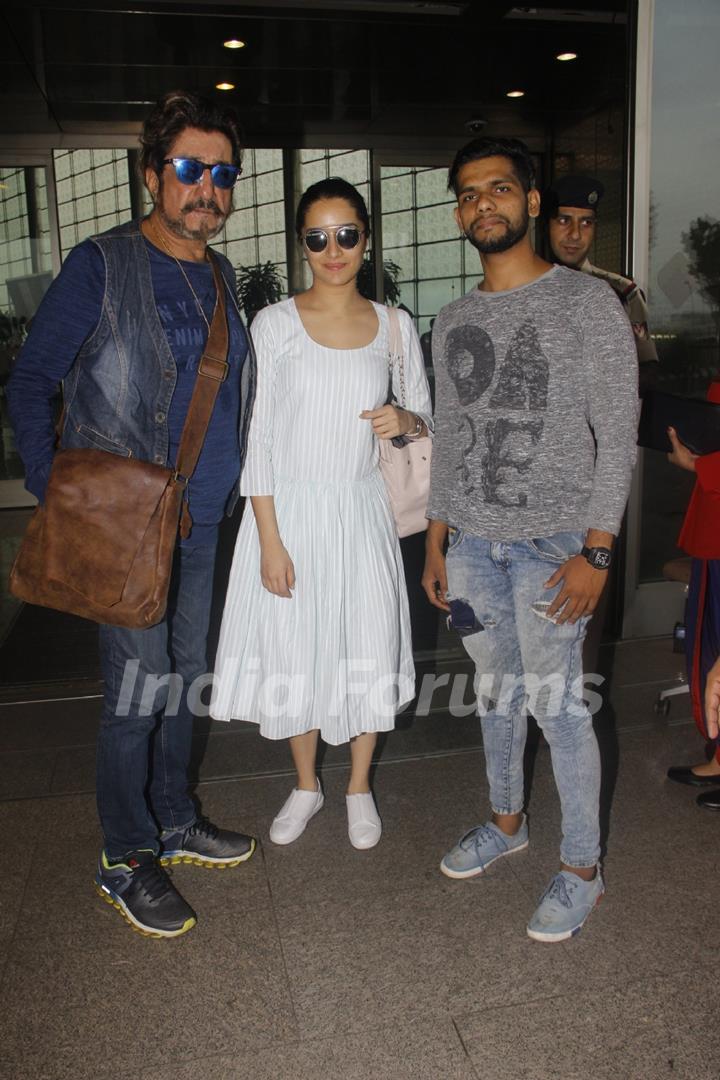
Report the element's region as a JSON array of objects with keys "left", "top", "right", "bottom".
[
  {"left": 380, "top": 166, "right": 473, "bottom": 334},
  {"left": 0, "top": 163, "right": 54, "bottom": 514},
  {"left": 383, "top": 209, "right": 414, "bottom": 249},
  {"left": 638, "top": 0, "right": 720, "bottom": 582},
  {"left": 0, "top": 164, "right": 53, "bottom": 339},
  {"left": 214, "top": 148, "right": 287, "bottom": 290},
  {"left": 418, "top": 240, "right": 461, "bottom": 280},
  {"left": 53, "top": 149, "right": 131, "bottom": 256}
]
